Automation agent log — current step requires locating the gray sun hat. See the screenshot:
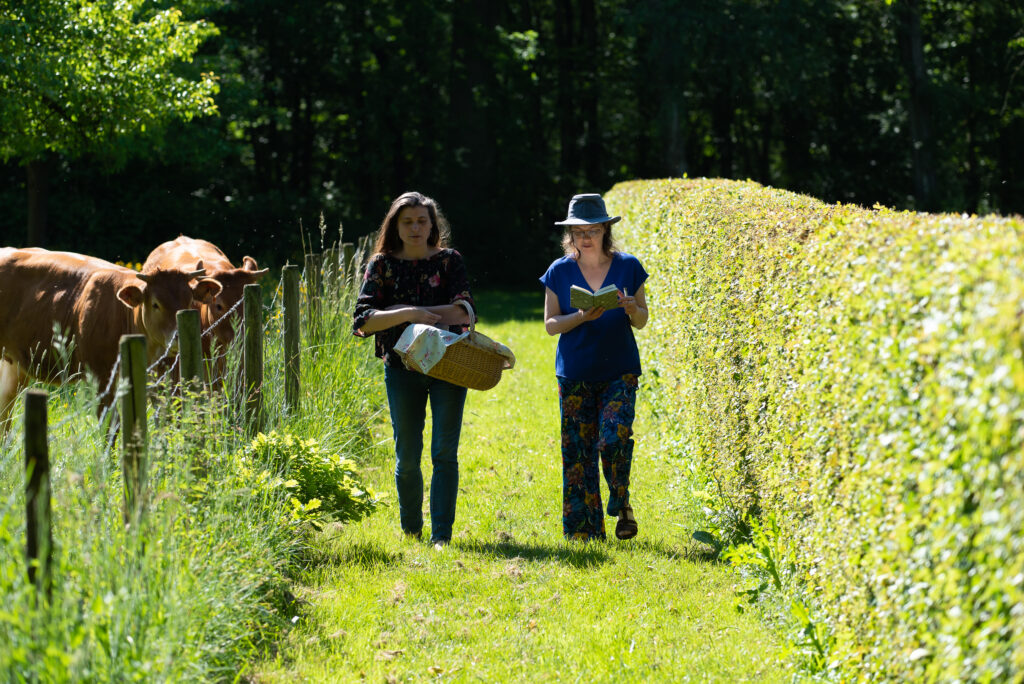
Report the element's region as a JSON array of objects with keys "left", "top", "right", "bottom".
[{"left": 554, "top": 193, "right": 622, "bottom": 226}]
